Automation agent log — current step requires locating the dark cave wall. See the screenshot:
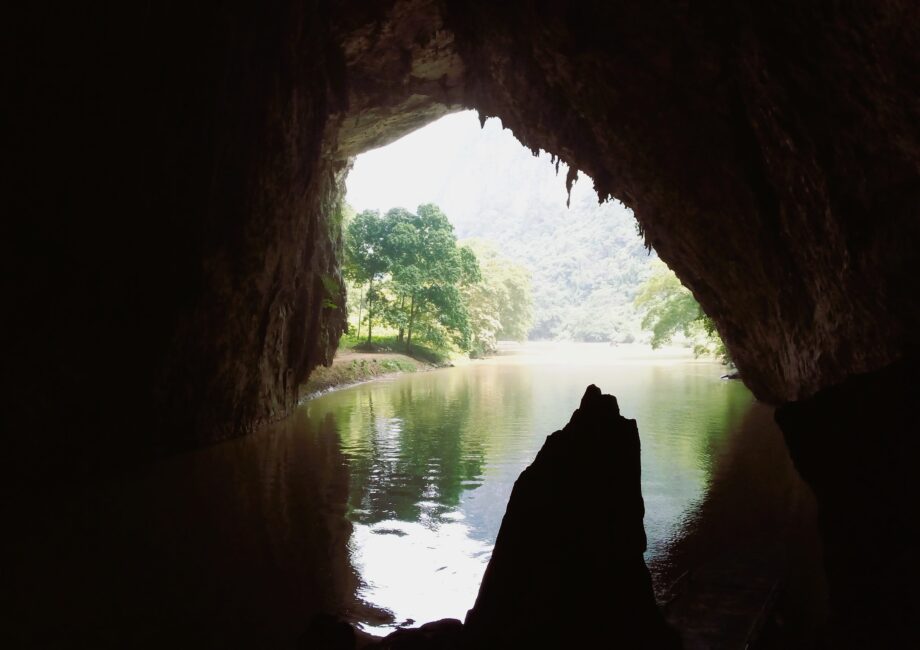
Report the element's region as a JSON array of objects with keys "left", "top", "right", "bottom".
[
  {"left": 443, "top": 0, "right": 920, "bottom": 403},
  {"left": 6, "top": 1, "right": 348, "bottom": 476},
  {"left": 776, "top": 360, "right": 920, "bottom": 648},
  {"left": 6, "top": 0, "right": 920, "bottom": 478}
]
